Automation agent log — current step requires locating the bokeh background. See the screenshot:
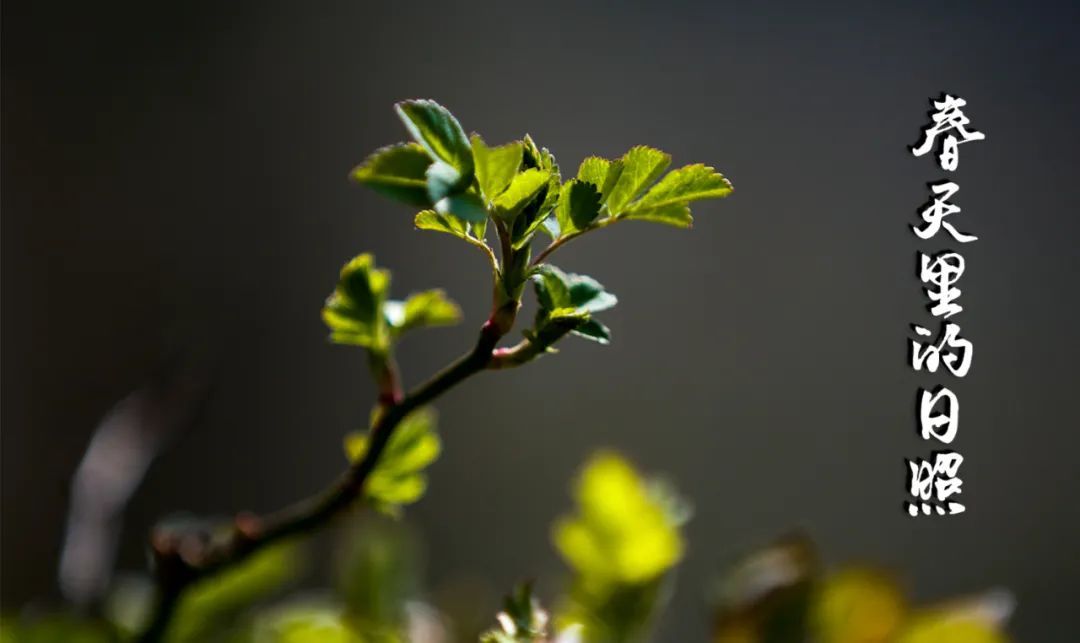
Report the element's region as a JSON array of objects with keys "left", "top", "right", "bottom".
[{"left": 3, "top": 0, "right": 1079, "bottom": 640}]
